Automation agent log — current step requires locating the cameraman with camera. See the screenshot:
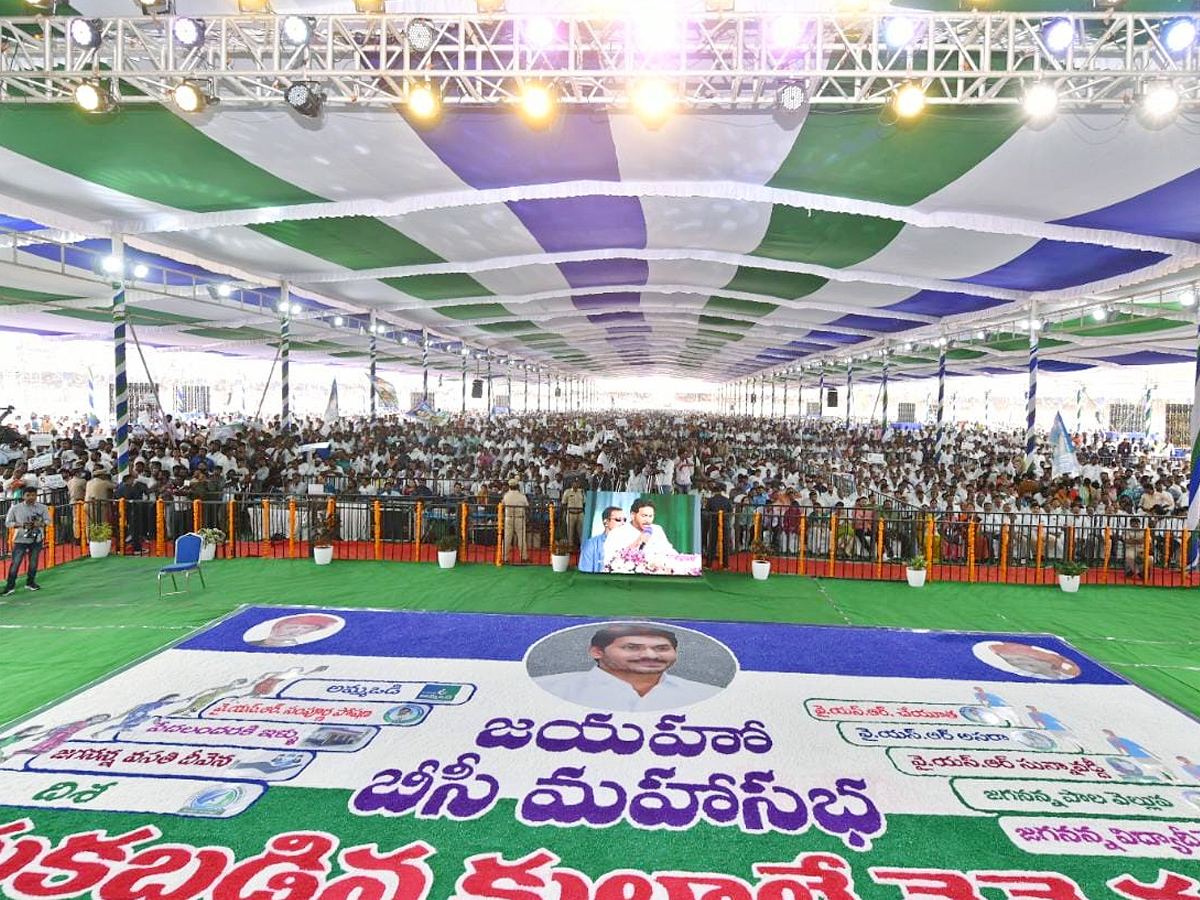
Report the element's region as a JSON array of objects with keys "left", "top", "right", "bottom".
[{"left": 3, "top": 485, "right": 48, "bottom": 595}]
